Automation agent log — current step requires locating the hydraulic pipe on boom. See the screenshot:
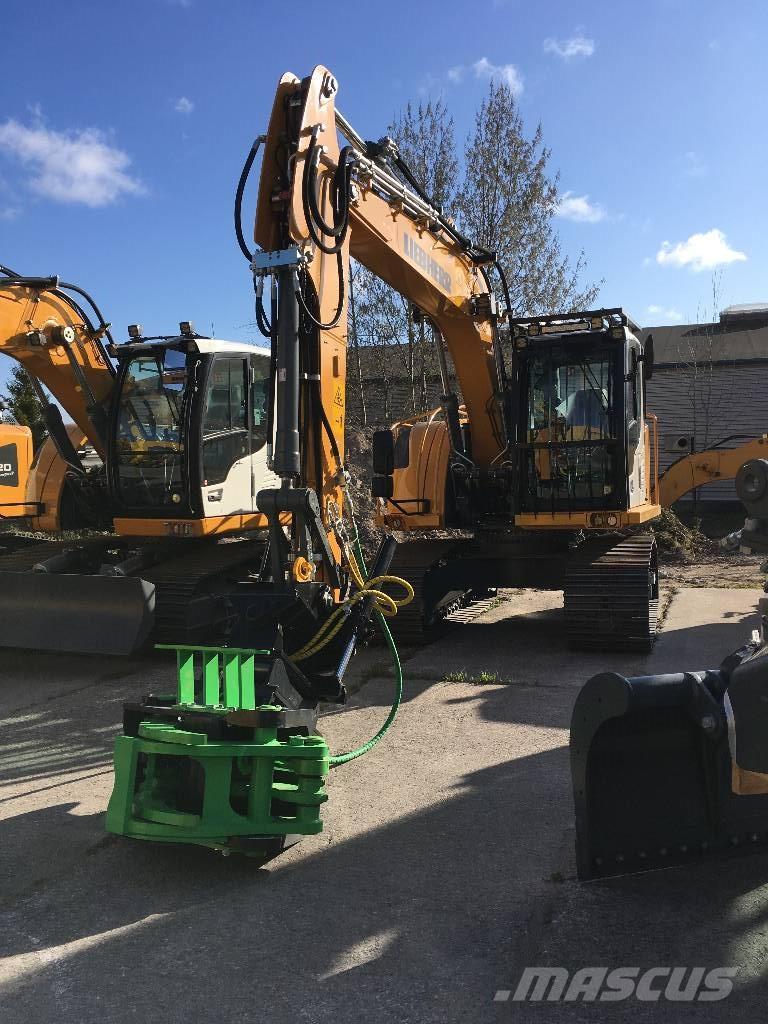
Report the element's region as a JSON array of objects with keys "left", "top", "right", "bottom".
[{"left": 274, "top": 264, "right": 302, "bottom": 483}]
